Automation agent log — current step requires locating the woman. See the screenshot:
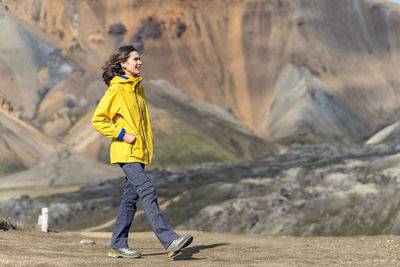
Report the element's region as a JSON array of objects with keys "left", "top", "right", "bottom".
[{"left": 92, "top": 45, "right": 193, "bottom": 259}]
